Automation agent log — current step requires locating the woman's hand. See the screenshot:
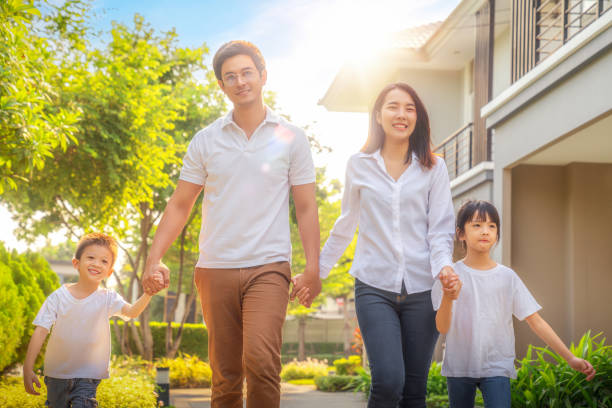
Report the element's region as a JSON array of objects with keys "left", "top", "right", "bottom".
[{"left": 439, "top": 266, "right": 458, "bottom": 289}]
